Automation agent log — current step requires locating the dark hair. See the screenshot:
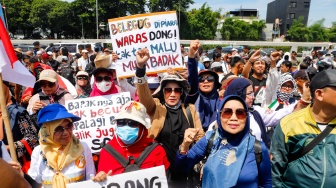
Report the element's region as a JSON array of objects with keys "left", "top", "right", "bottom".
[
  {"left": 281, "top": 60, "right": 292, "bottom": 69},
  {"left": 299, "top": 62, "right": 308, "bottom": 70},
  {"left": 212, "top": 67, "right": 223, "bottom": 73},
  {"left": 85, "top": 44, "right": 91, "bottom": 48},
  {"left": 216, "top": 46, "right": 222, "bottom": 50},
  {"left": 230, "top": 56, "right": 243, "bottom": 67},
  {"left": 90, "top": 54, "right": 96, "bottom": 62},
  {"left": 75, "top": 53, "right": 81, "bottom": 59},
  {"left": 180, "top": 44, "right": 185, "bottom": 48},
  {"left": 78, "top": 45, "right": 84, "bottom": 50},
  {"left": 243, "top": 45, "right": 250, "bottom": 50},
  {"left": 316, "top": 51, "right": 324, "bottom": 56},
  {"left": 23, "top": 54, "right": 30, "bottom": 60},
  {"left": 61, "top": 47, "right": 69, "bottom": 56},
  {"left": 213, "top": 52, "right": 221, "bottom": 61}
]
